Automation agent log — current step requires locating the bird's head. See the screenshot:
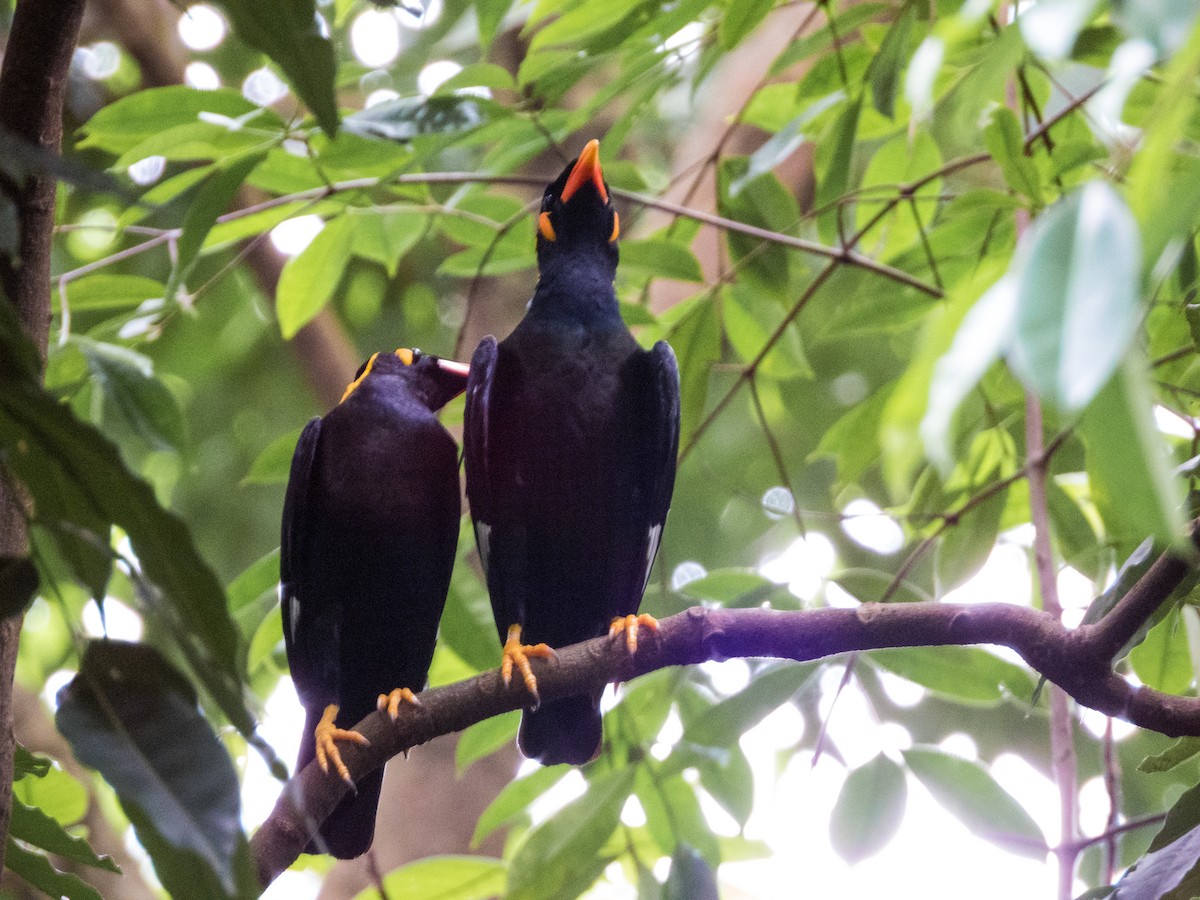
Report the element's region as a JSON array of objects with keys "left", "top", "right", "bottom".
[
  {"left": 536, "top": 139, "right": 619, "bottom": 269},
  {"left": 340, "top": 349, "right": 469, "bottom": 411}
]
